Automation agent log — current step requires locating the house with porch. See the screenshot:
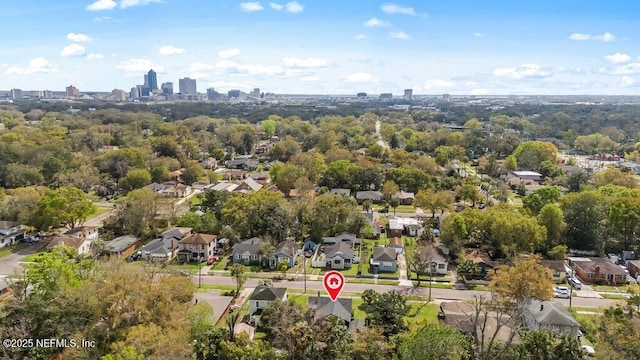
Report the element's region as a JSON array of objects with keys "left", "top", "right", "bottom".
[
  {"left": 0, "top": 221, "right": 25, "bottom": 249},
  {"left": 540, "top": 260, "right": 568, "bottom": 284},
  {"left": 266, "top": 240, "right": 298, "bottom": 269},
  {"left": 177, "top": 233, "right": 217, "bottom": 262},
  {"left": 308, "top": 296, "right": 362, "bottom": 332},
  {"left": 324, "top": 242, "right": 354, "bottom": 270},
  {"left": 370, "top": 247, "right": 397, "bottom": 273},
  {"left": 570, "top": 257, "right": 627, "bottom": 285},
  {"left": 248, "top": 286, "right": 287, "bottom": 326},
  {"left": 523, "top": 298, "right": 580, "bottom": 337},
  {"left": 46, "top": 235, "right": 94, "bottom": 256},
  {"left": 416, "top": 245, "right": 449, "bottom": 275},
  {"left": 232, "top": 237, "right": 264, "bottom": 265},
  {"left": 395, "top": 191, "right": 415, "bottom": 205},
  {"left": 355, "top": 191, "right": 384, "bottom": 204},
  {"left": 64, "top": 226, "right": 99, "bottom": 240}
]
